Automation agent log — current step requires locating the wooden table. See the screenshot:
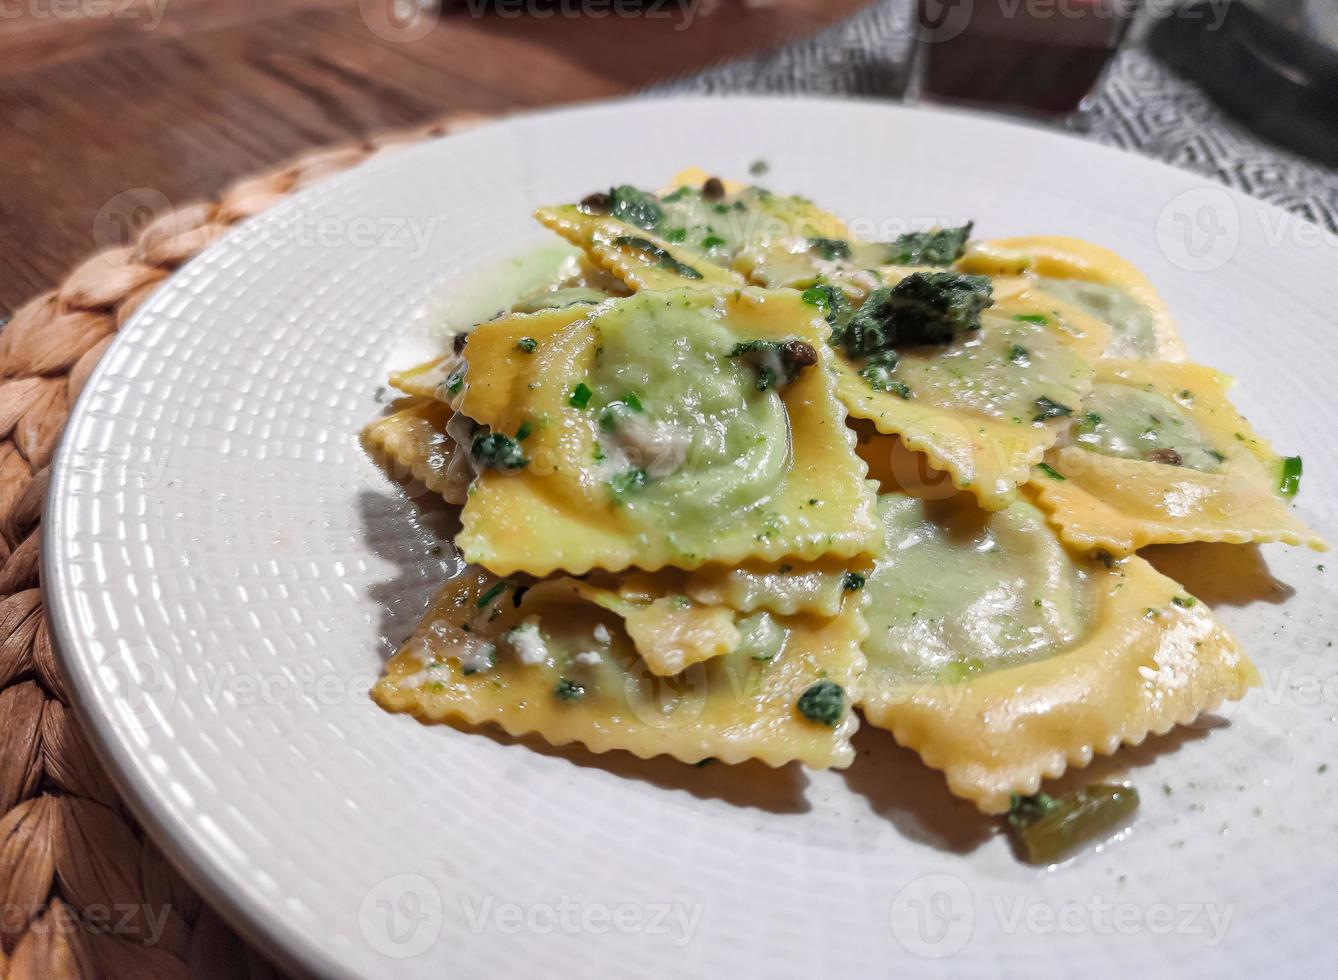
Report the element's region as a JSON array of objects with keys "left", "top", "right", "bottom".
[{"left": 0, "top": 0, "right": 873, "bottom": 315}]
